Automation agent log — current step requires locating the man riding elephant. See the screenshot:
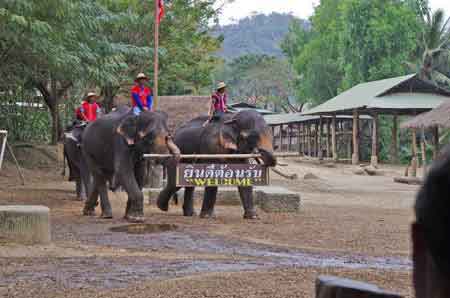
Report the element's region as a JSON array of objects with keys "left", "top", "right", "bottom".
[
  {"left": 81, "top": 106, "right": 180, "bottom": 222},
  {"left": 157, "top": 110, "right": 276, "bottom": 219}
]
